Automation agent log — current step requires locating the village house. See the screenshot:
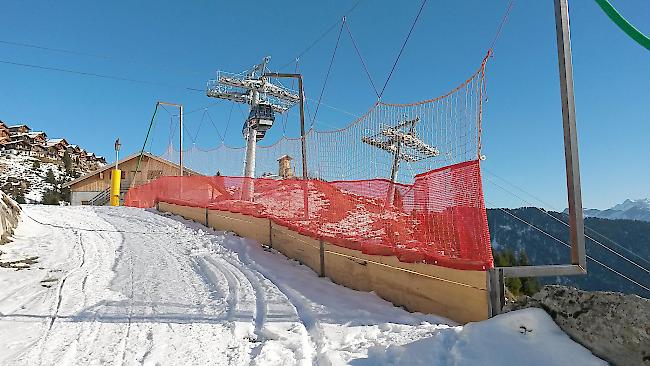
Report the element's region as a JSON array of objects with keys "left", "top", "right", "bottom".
[
  {"left": 1, "top": 140, "right": 32, "bottom": 156},
  {"left": 66, "top": 144, "right": 81, "bottom": 161},
  {"left": 29, "top": 143, "right": 47, "bottom": 158},
  {"left": 0, "top": 122, "right": 10, "bottom": 143},
  {"left": 45, "top": 138, "right": 69, "bottom": 159},
  {"left": 10, "top": 131, "right": 47, "bottom": 145},
  {"left": 27, "top": 132, "right": 48, "bottom": 145},
  {"left": 8, "top": 124, "right": 31, "bottom": 135}
]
